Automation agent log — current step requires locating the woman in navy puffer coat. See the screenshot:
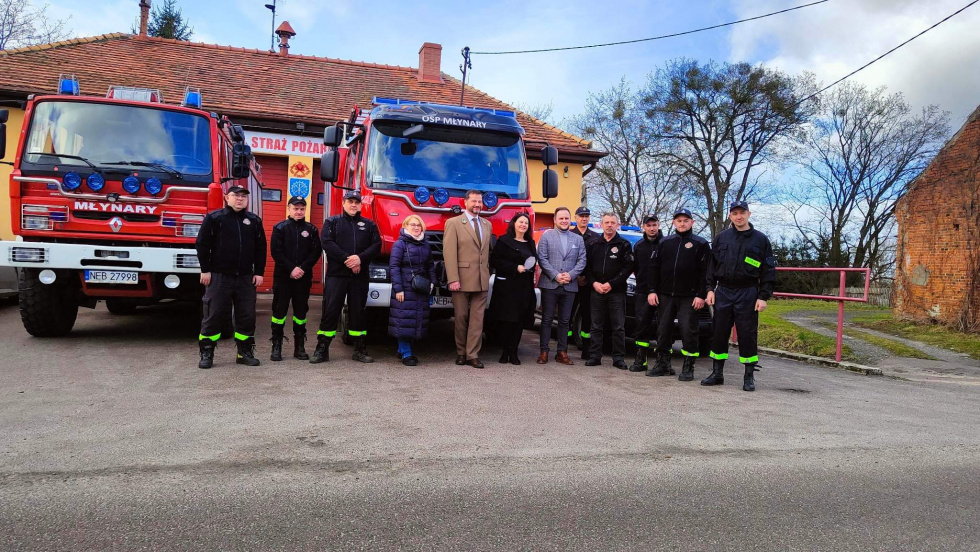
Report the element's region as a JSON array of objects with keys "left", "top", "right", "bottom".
[{"left": 388, "top": 215, "right": 437, "bottom": 366}]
